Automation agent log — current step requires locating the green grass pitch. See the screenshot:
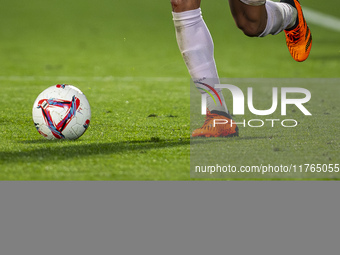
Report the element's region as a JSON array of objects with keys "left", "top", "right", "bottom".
[{"left": 0, "top": 0, "right": 339, "bottom": 180}]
